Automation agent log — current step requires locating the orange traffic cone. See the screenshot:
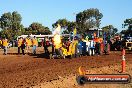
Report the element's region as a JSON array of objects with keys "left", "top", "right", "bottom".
[{"left": 122, "top": 49, "right": 126, "bottom": 73}]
